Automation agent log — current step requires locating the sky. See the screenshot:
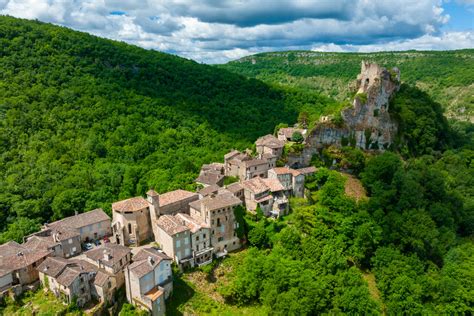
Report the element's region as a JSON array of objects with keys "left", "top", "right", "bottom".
[{"left": 0, "top": 0, "right": 473, "bottom": 63}]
